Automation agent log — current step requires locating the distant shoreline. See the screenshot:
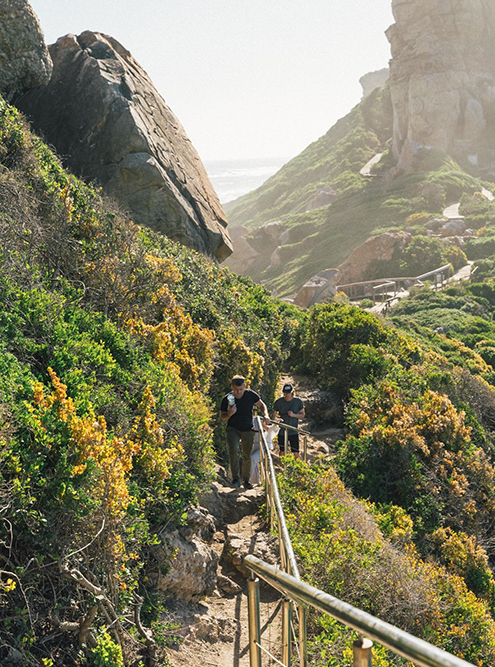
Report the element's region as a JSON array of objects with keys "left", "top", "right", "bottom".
[{"left": 204, "top": 156, "right": 289, "bottom": 204}]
